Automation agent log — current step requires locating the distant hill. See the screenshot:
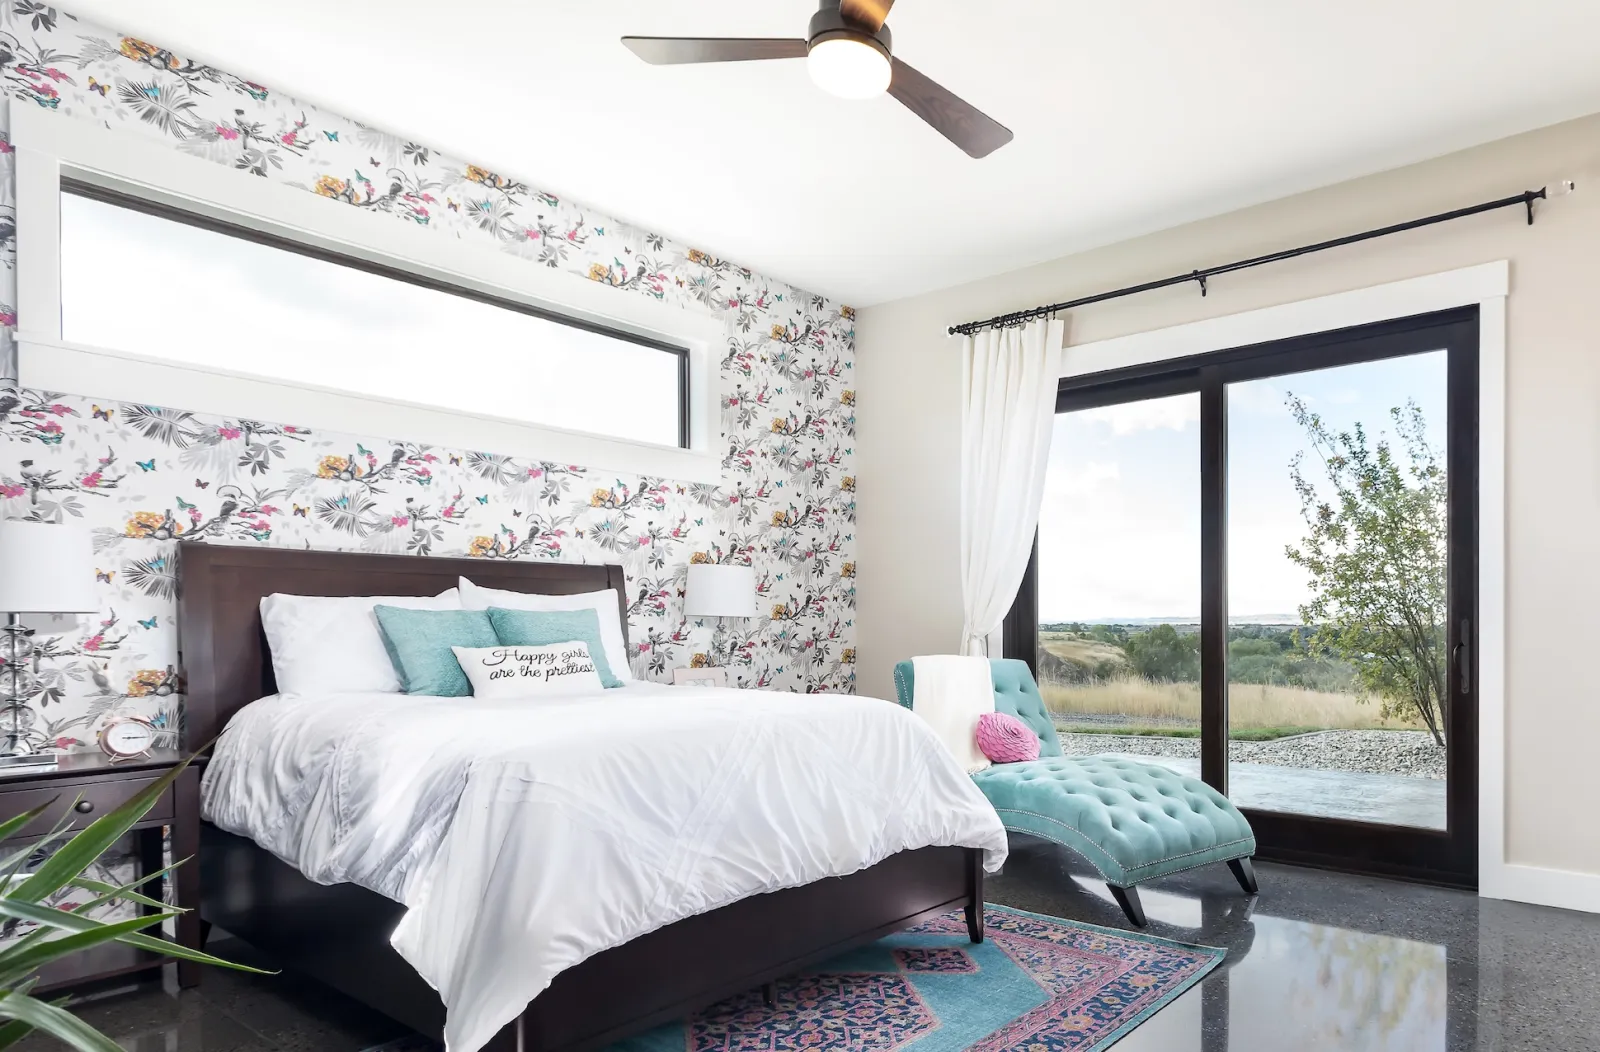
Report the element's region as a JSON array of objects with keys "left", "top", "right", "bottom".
[
  {"left": 1036, "top": 633, "right": 1129, "bottom": 684},
  {"left": 1039, "top": 635, "right": 1128, "bottom": 668}
]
